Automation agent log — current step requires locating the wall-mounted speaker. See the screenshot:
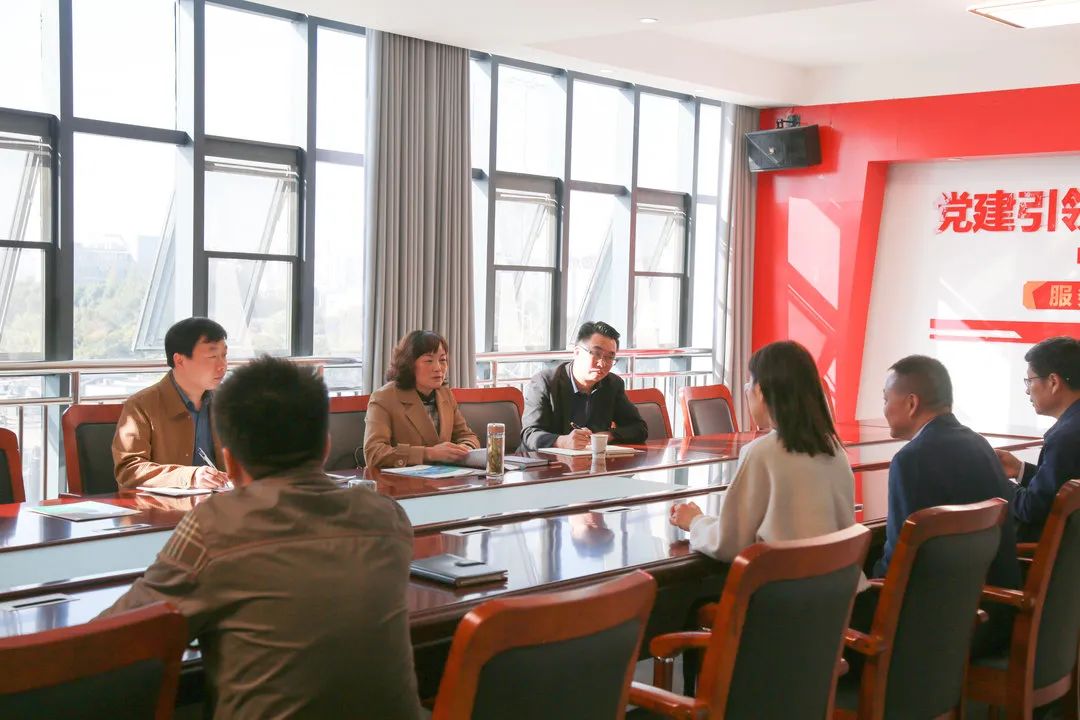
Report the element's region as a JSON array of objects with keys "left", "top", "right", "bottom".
[{"left": 745, "top": 125, "right": 821, "bottom": 173}]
